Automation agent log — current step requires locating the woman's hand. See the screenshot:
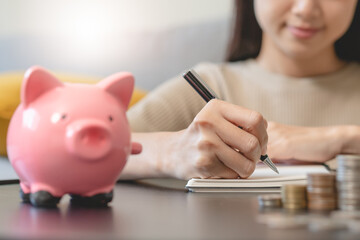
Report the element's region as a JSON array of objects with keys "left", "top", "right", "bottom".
[
  {"left": 266, "top": 122, "right": 345, "bottom": 163},
  {"left": 162, "top": 99, "right": 268, "bottom": 179}
]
